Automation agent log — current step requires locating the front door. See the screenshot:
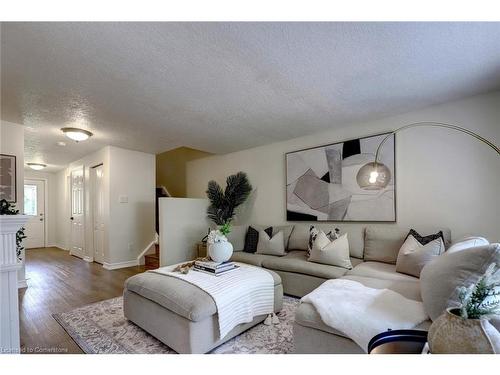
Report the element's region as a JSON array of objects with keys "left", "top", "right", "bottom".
[
  {"left": 92, "top": 165, "right": 105, "bottom": 264},
  {"left": 70, "top": 167, "right": 85, "bottom": 259},
  {"left": 24, "top": 179, "right": 45, "bottom": 248}
]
